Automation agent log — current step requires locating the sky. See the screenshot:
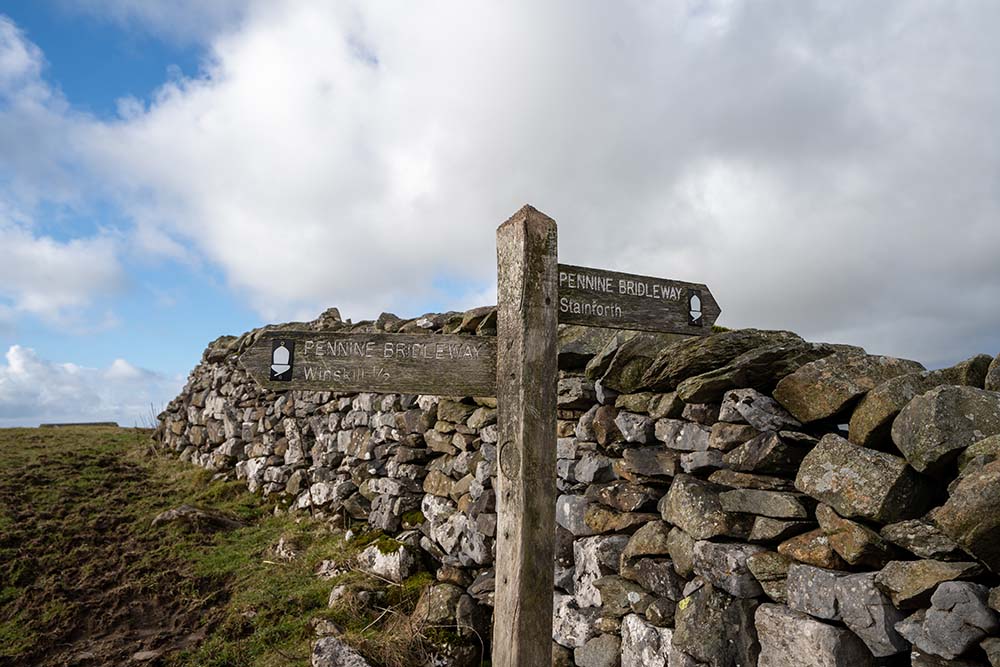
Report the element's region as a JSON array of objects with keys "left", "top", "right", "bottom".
[{"left": 0, "top": 1, "right": 999, "bottom": 427}]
